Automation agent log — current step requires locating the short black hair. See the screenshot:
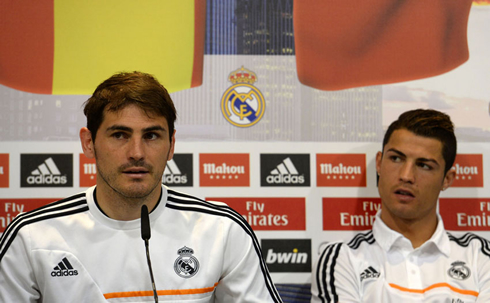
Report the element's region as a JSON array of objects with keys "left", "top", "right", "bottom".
[{"left": 382, "top": 109, "right": 457, "bottom": 174}]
